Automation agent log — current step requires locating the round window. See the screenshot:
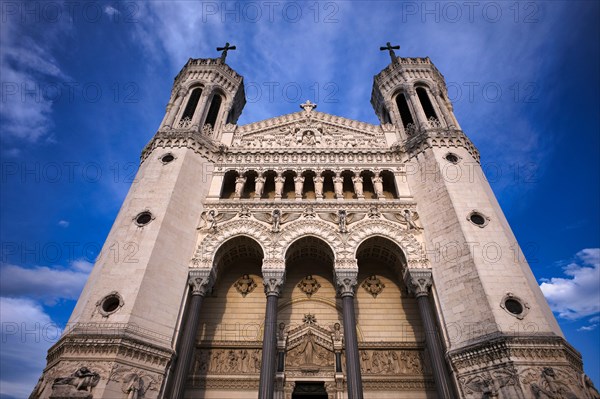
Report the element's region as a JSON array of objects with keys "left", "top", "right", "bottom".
[
  {"left": 445, "top": 153, "right": 460, "bottom": 164},
  {"left": 505, "top": 299, "right": 523, "bottom": 315},
  {"left": 467, "top": 211, "right": 489, "bottom": 227},
  {"left": 97, "top": 292, "right": 123, "bottom": 317},
  {"left": 160, "top": 153, "right": 175, "bottom": 164},
  {"left": 134, "top": 211, "right": 153, "bottom": 226}
]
